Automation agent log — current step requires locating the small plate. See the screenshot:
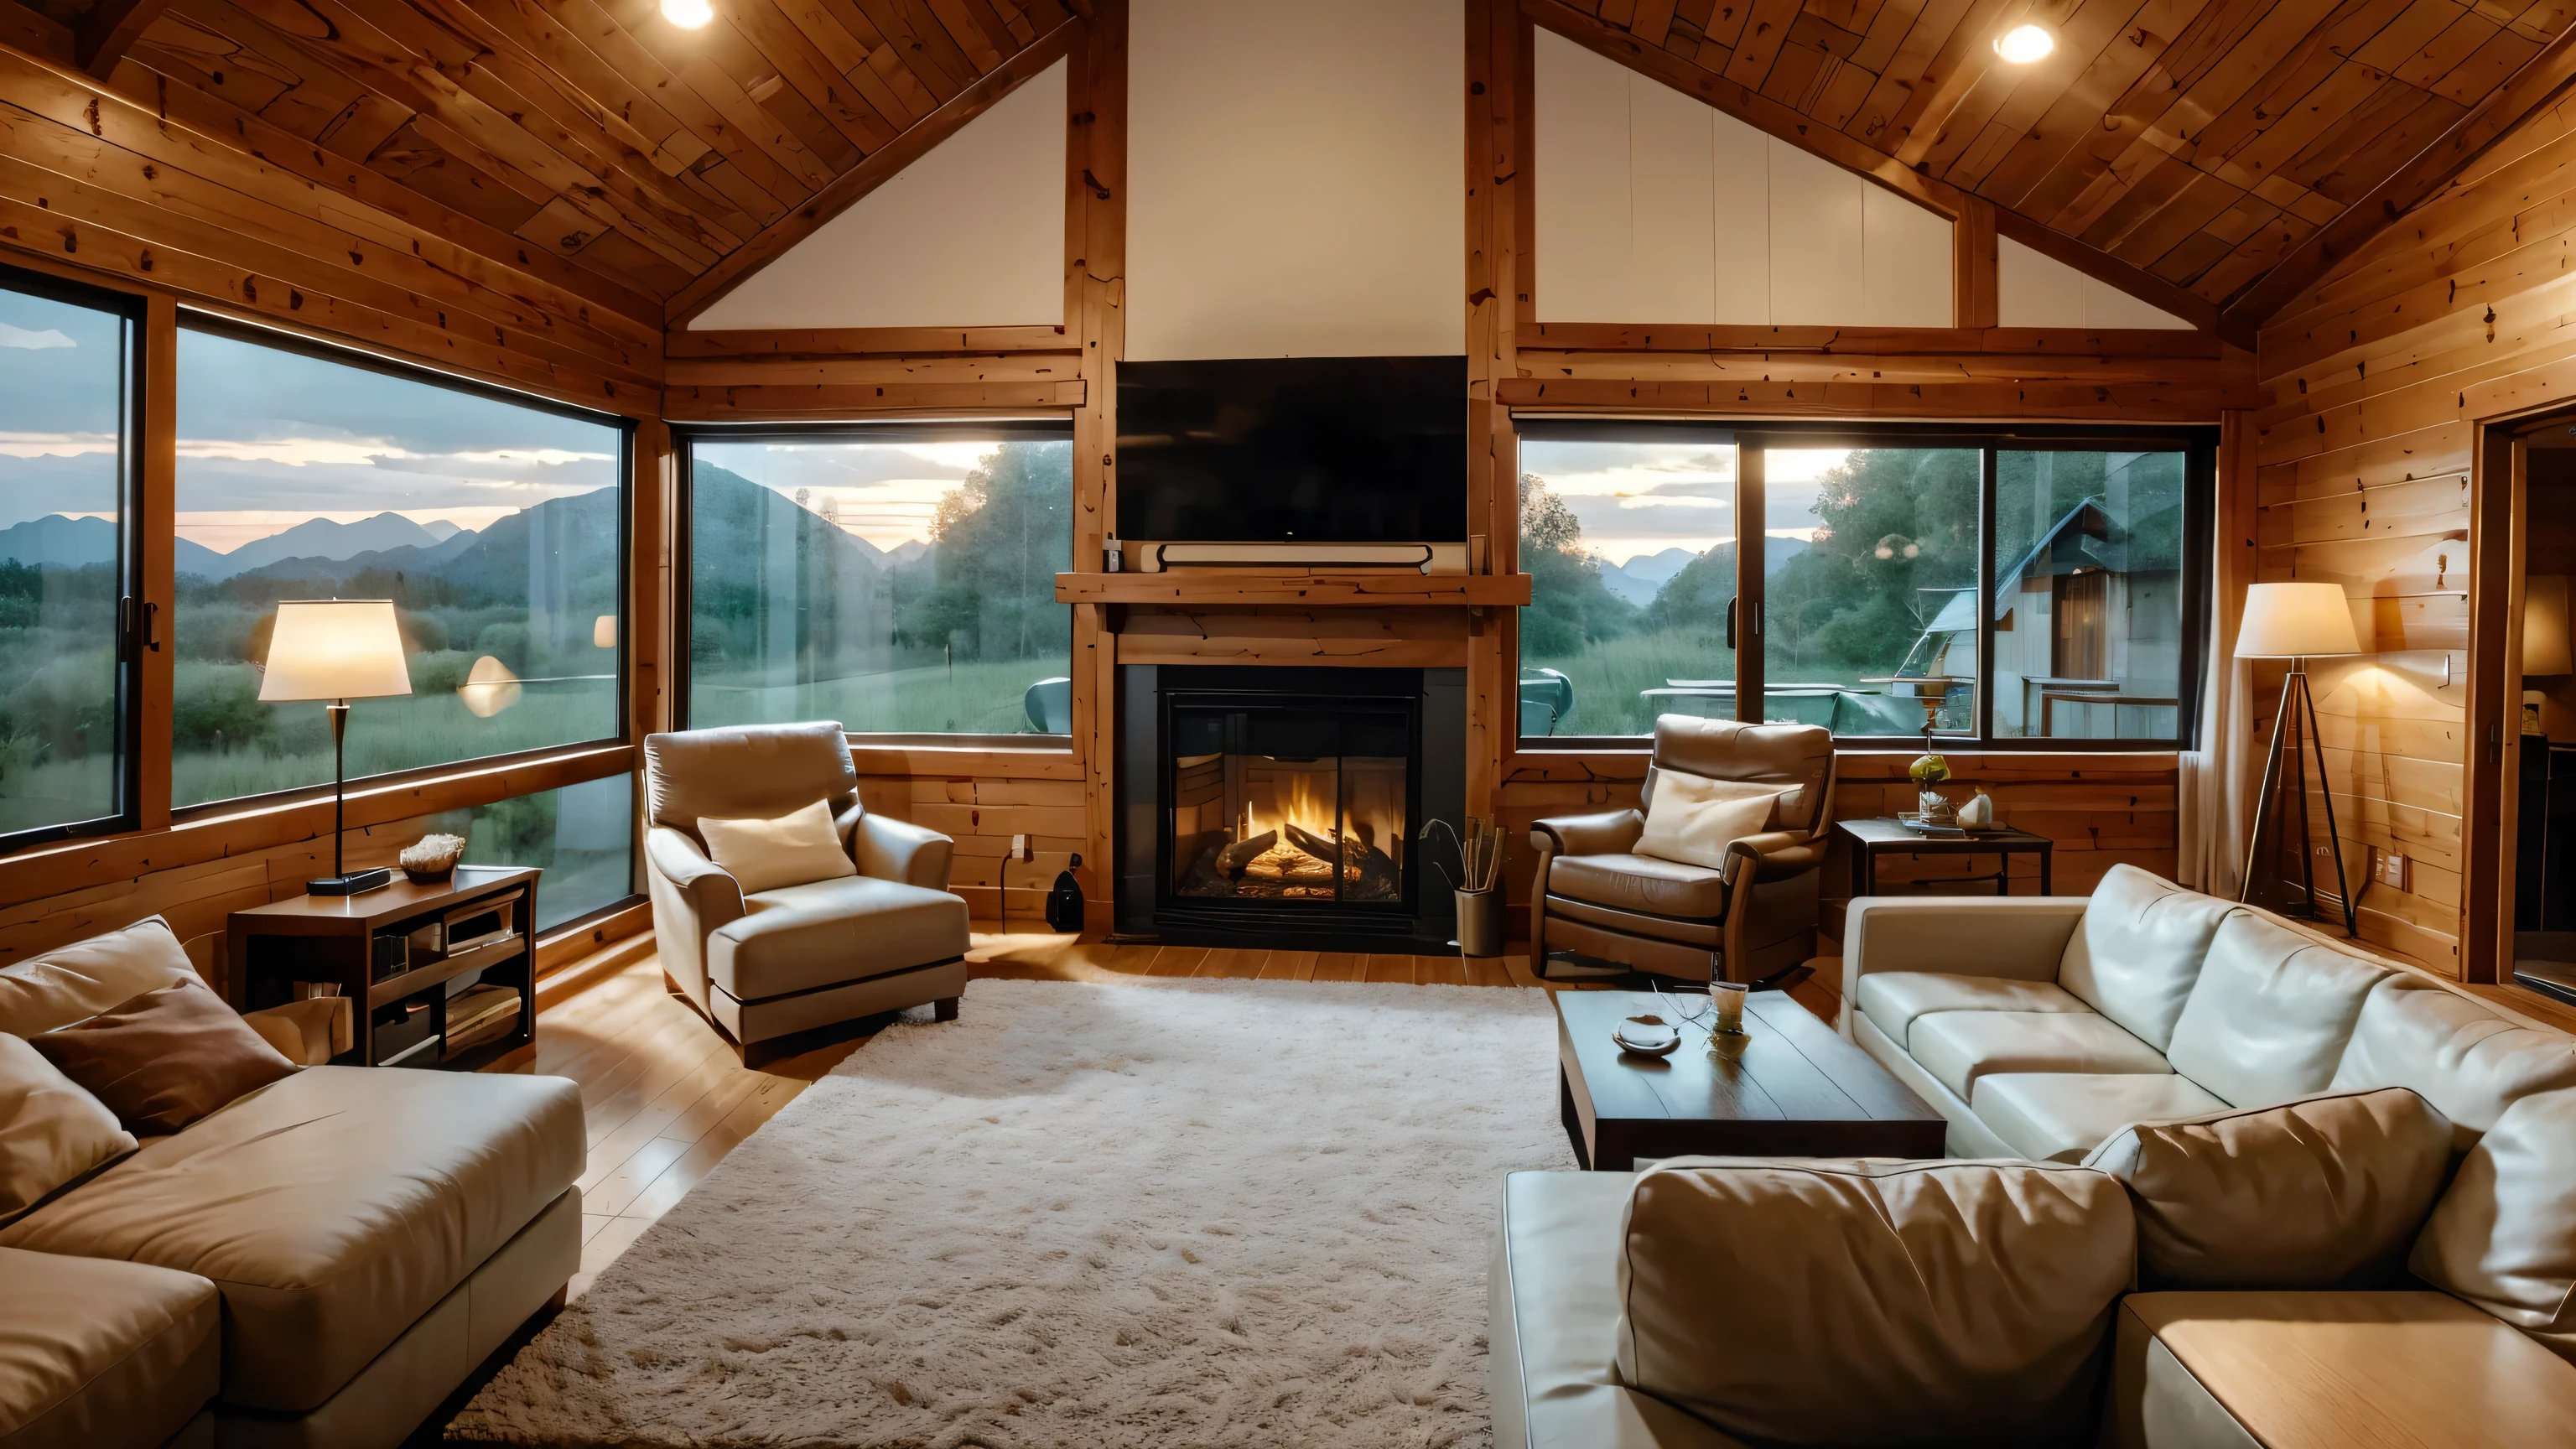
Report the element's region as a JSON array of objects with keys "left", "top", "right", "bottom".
[{"left": 1614, "top": 1015, "right": 1681, "bottom": 1056}]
